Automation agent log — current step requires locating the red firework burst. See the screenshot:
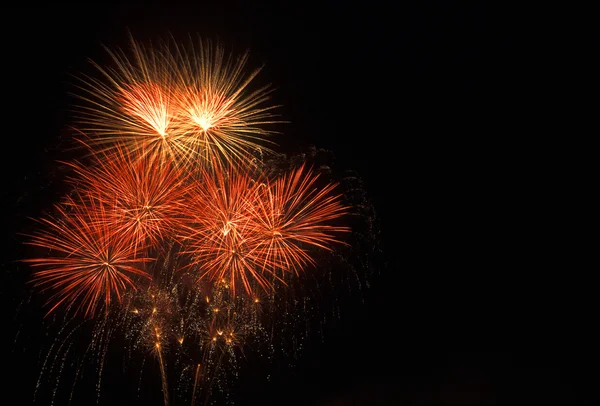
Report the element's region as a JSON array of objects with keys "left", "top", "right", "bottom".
[
  {"left": 23, "top": 195, "right": 152, "bottom": 317},
  {"left": 64, "top": 141, "right": 191, "bottom": 253},
  {"left": 182, "top": 163, "right": 349, "bottom": 296},
  {"left": 249, "top": 164, "right": 349, "bottom": 275},
  {"left": 181, "top": 164, "right": 272, "bottom": 294}
]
